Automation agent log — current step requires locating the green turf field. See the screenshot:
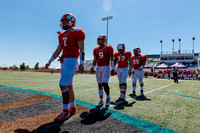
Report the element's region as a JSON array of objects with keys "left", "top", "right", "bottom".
[{"left": 1, "top": 71, "right": 200, "bottom": 133}]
